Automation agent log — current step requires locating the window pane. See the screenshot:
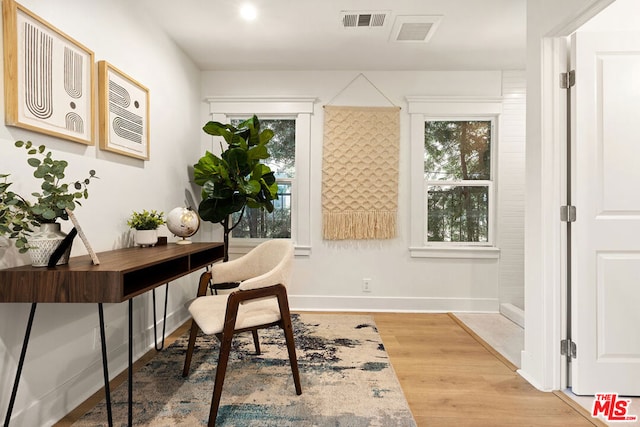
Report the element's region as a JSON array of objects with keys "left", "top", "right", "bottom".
[
  {"left": 231, "top": 182, "right": 291, "bottom": 238},
  {"left": 427, "top": 185, "right": 488, "bottom": 242},
  {"left": 424, "top": 121, "right": 491, "bottom": 181},
  {"left": 231, "top": 118, "right": 295, "bottom": 178}
]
